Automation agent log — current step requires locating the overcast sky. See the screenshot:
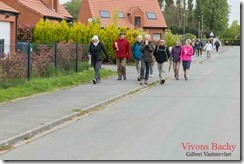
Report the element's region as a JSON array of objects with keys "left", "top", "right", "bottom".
[{"left": 59, "top": 0, "right": 240, "bottom": 26}]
